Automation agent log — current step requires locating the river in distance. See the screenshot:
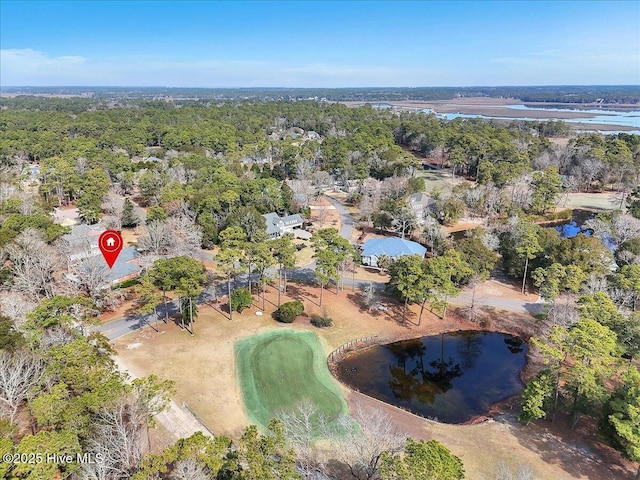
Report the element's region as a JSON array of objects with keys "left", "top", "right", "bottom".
[
  {"left": 370, "top": 102, "right": 640, "bottom": 133},
  {"left": 440, "top": 104, "right": 640, "bottom": 132}
]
